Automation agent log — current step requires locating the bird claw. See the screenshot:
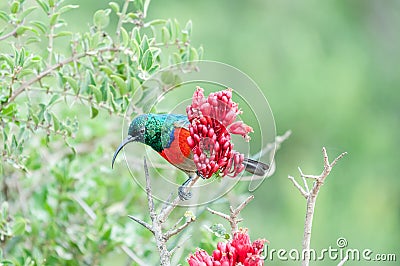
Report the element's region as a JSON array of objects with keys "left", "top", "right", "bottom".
[{"left": 178, "top": 186, "right": 192, "bottom": 201}]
